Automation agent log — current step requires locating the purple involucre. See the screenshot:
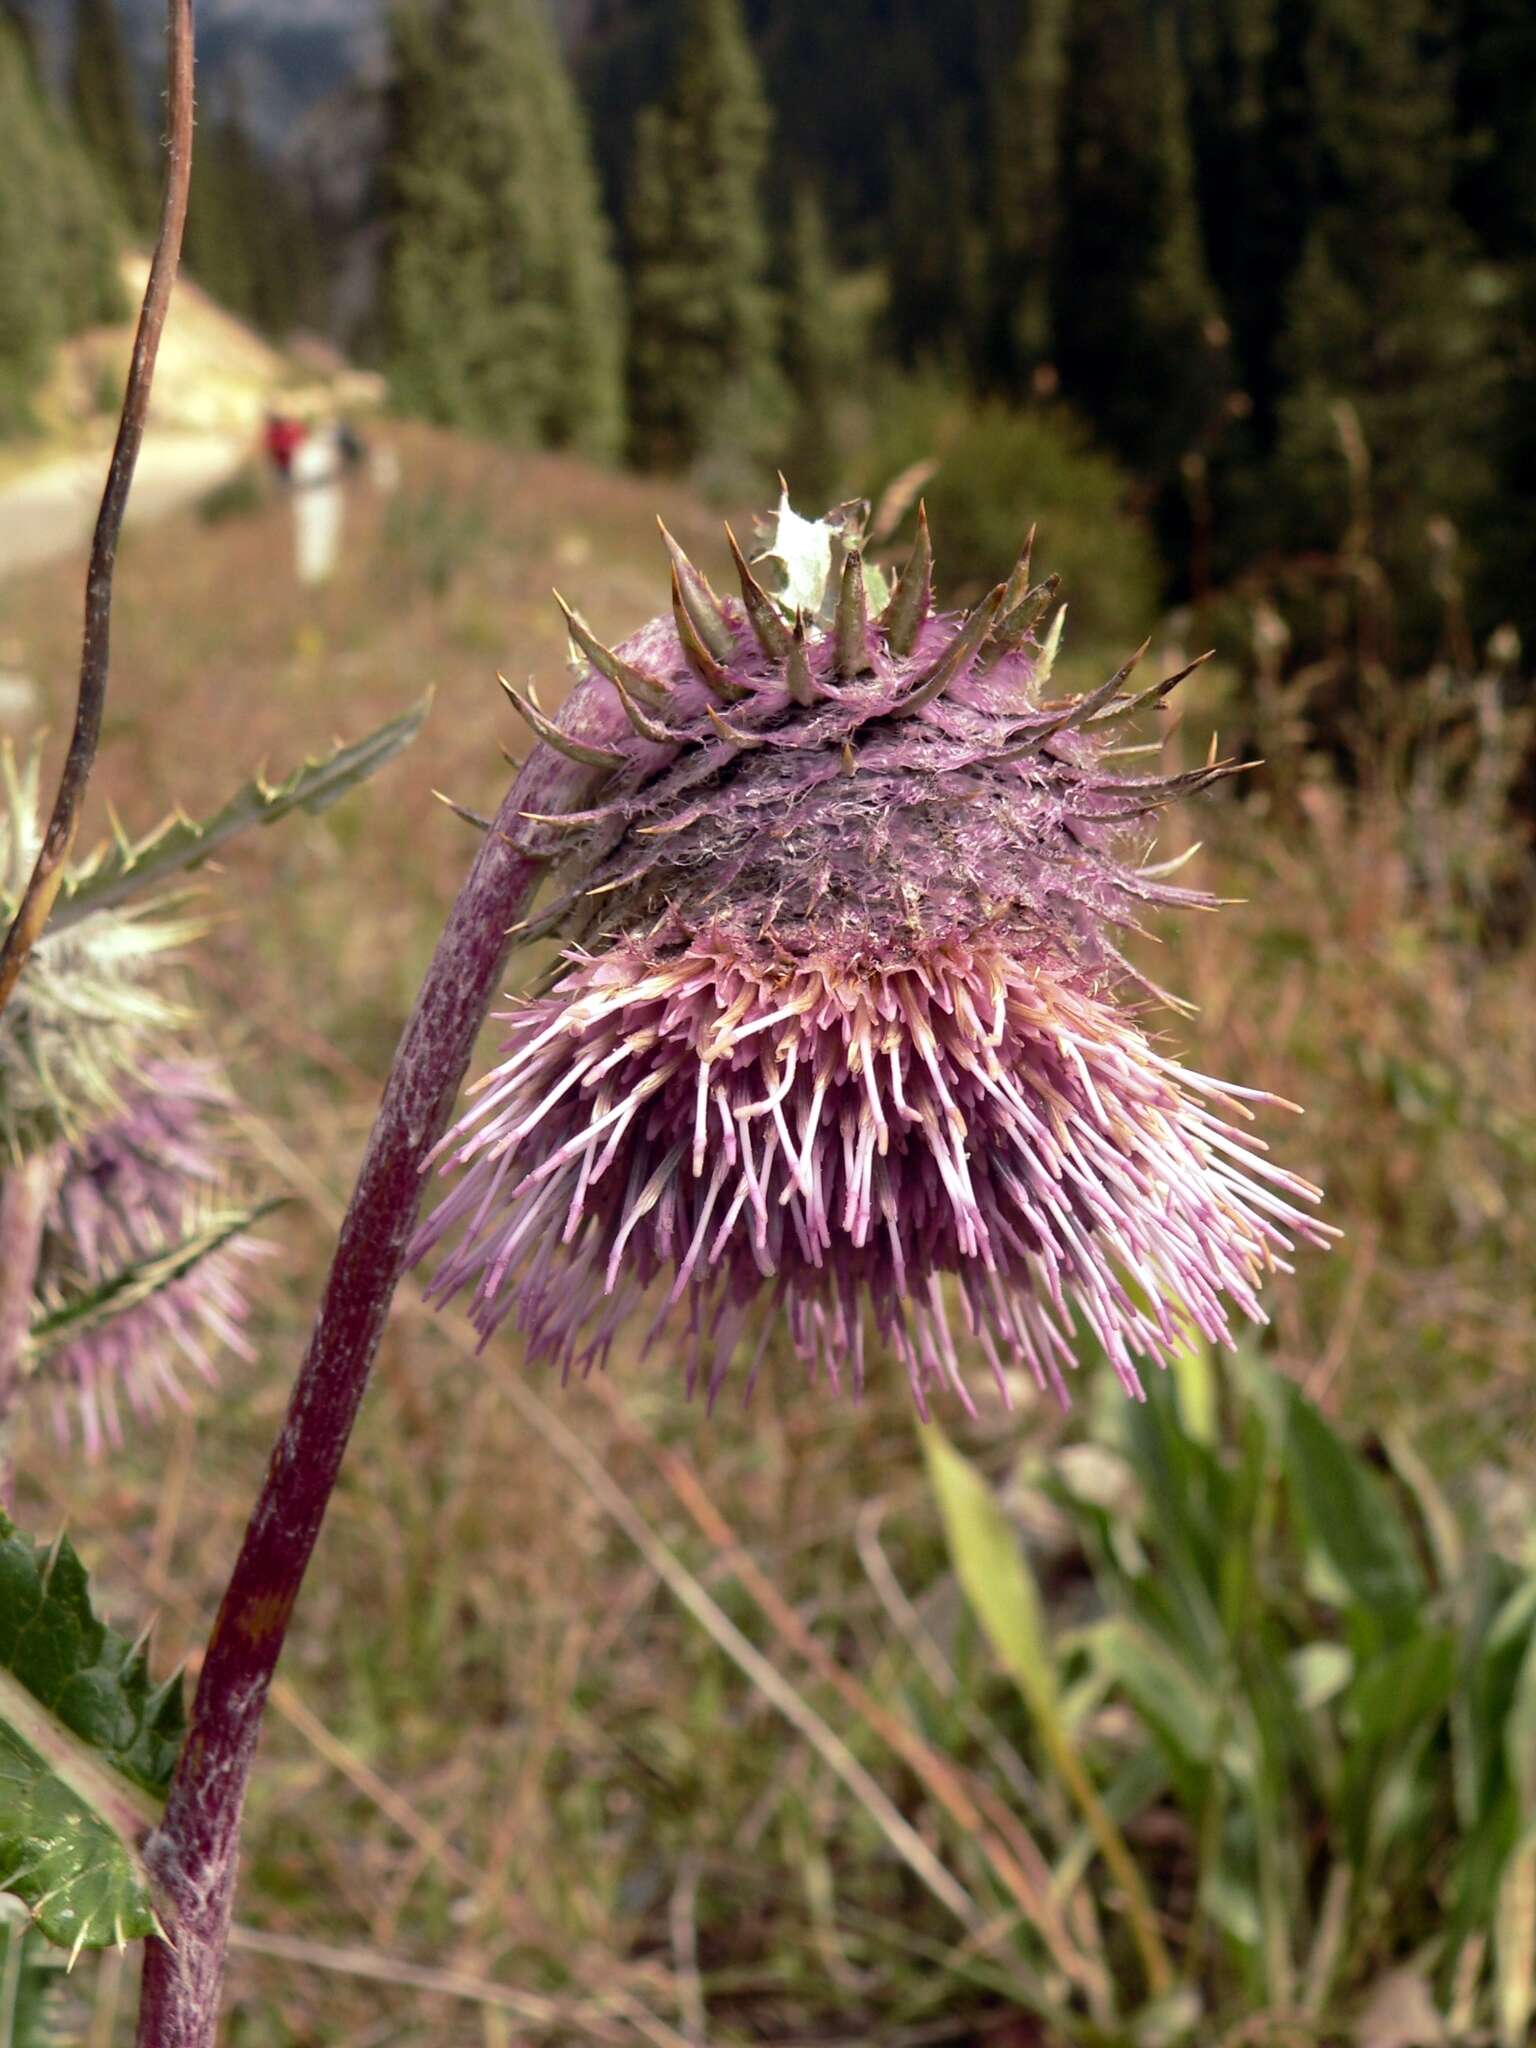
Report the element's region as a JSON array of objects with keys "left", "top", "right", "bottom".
[
  {"left": 411, "top": 509, "right": 1332, "bottom": 1409},
  {"left": 37, "top": 1061, "right": 262, "bottom": 1455}
]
